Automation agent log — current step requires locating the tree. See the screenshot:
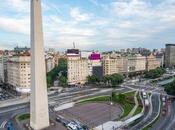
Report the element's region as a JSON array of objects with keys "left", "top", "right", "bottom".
[
  {"left": 102, "top": 75, "right": 111, "bottom": 85},
  {"left": 145, "top": 67, "right": 165, "bottom": 79},
  {"left": 59, "top": 75, "right": 67, "bottom": 87},
  {"left": 46, "top": 58, "right": 67, "bottom": 88},
  {"left": 110, "top": 73, "right": 124, "bottom": 87},
  {"left": 102, "top": 73, "right": 124, "bottom": 87},
  {"left": 87, "top": 75, "right": 100, "bottom": 84},
  {"left": 165, "top": 79, "right": 175, "bottom": 95}
]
